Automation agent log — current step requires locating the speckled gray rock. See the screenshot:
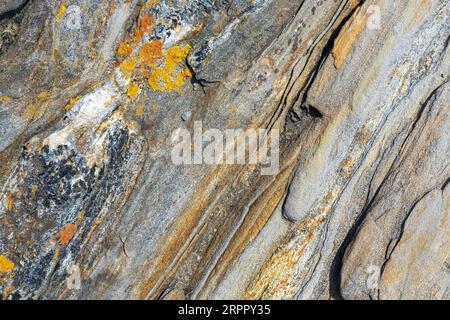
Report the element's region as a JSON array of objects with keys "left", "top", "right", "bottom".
[
  {"left": 0, "top": 0, "right": 27, "bottom": 17},
  {"left": 0, "top": 0, "right": 448, "bottom": 300}
]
